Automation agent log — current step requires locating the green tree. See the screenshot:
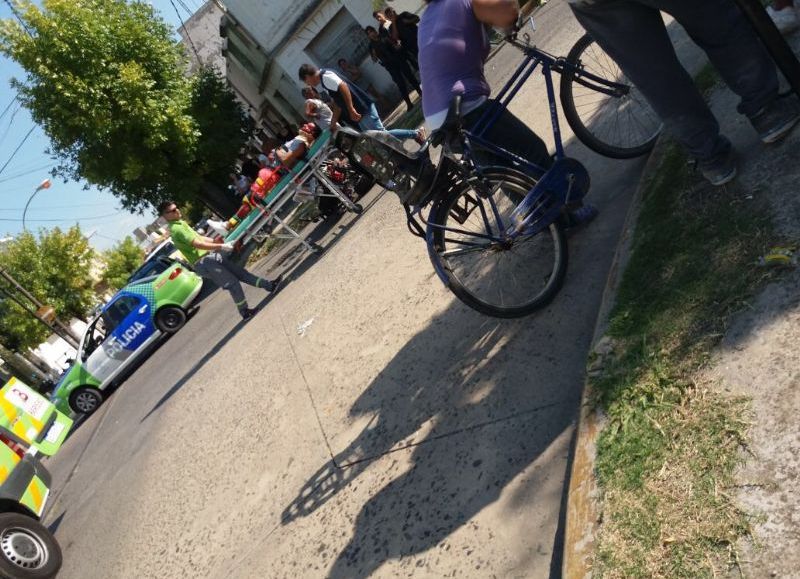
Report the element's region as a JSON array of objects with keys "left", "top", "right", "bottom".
[
  {"left": 0, "top": 0, "right": 250, "bottom": 214},
  {"left": 0, "top": 227, "right": 96, "bottom": 351},
  {"left": 101, "top": 236, "right": 143, "bottom": 291}
]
